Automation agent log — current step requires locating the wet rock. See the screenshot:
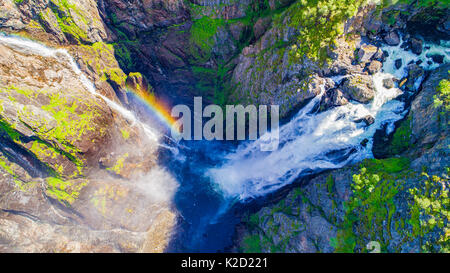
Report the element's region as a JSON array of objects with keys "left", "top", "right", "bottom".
[
  {"left": 373, "top": 49, "right": 385, "bottom": 61},
  {"left": 360, "top": 138, "right": 369, "bottom": 147},
  {"left": 341, "top": 74, "right": 375, "bottom": 103},
  {"left": 384, "top": 31, "right": 400, "bottom": 46},
  {"left": 383, "top": 78, "right": 395, "bottom": 89},
  {"left": 367, "top": 60, "right": 382, "bottom": 75},
  {"left": 405, "top": 64, "right": 425, "bottom": 91},
  {"left": 358, "top": 44, "right": 378, "bottom": 63},
  {"left": 395, "top": 59, "right": 403, "bottom": 70},
  {"left": 355, "top": 115, "right": 375, "bottom": 126},
  {"left": 410, "top": 38, "right": 423, "bottom": 55},
  {"left": 430, "top": 54, "right": 445, "bottom": 64},
  {"left": 320, "top": 88, "right": 349, "bottom": 111}
]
